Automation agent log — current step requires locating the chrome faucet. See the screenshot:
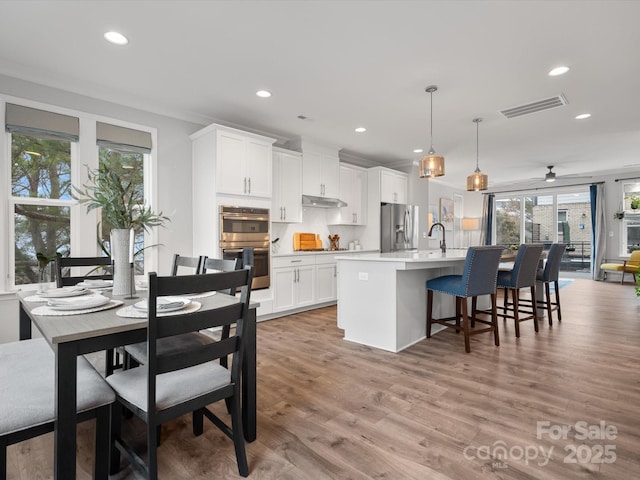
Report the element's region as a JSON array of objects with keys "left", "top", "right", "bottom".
[{"left": 428, "top": 222, "right": 447, "bottom": 254}]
